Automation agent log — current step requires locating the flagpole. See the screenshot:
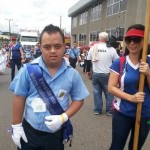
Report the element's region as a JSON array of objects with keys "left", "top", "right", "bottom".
[{"left": 133, "top": 0, "right": 150, "bottom": 149}]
